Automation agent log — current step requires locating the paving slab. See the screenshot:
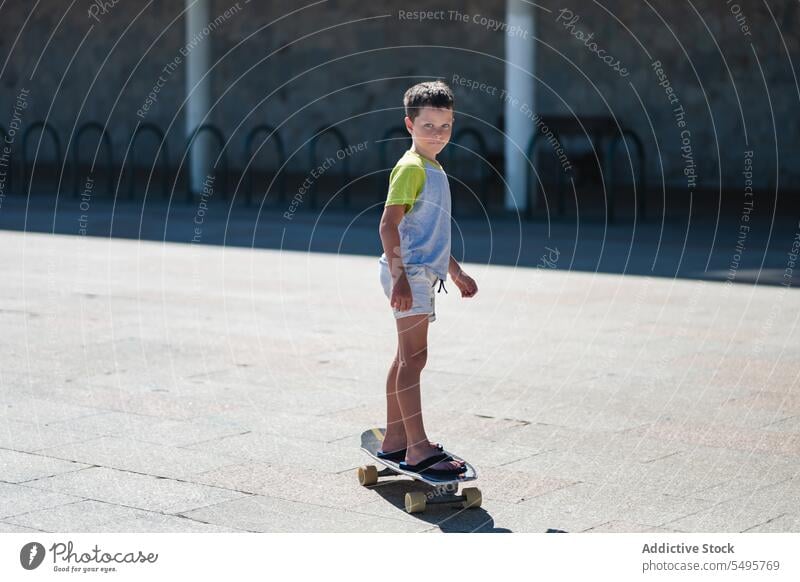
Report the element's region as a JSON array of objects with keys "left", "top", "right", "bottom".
[
  {"left": 191, "top": 462, "right": 378, "bottom": 510},
  {"left": 22, "top": 466, "right": 249, "bottom": 514},
  {"left": 517, "top": 481, "right": 716, "bottom": 531},
  {"left": 763, "top": 415, "right": 800, "bottom": 432},
  {"left": 0, "top": 482, "right": 83, "bottom": 521},
  {"left": 4, "top": 499, "right": 150, "bottom": 532},
  {"left": 0, "top": 448, "right": 91, "bottom": 484},
  {"left": 655, "top": 447, "right": 799, "bottom": 502},
  {"left": 486, "top": 490, "right": 610, "bottom": 533},
  {"left": 0, "top": 521, "right": 47, "bottom": 533},
  {"left": 742, "top": 514, "right": 799, "bottom": 533},
  {"left": 197, "top": 409, "right": 370, "bottom": 445},
  {"left": 181, "top": 494, "right": 427, "bottom": 533},
  {"left": 14, "top": 380, "right": 243, "bottom": 421},
  {"left": 686, "top": 480, "right": 800, "bottom": 532},
  {"left": 34, "top": 436, "right": 244, "bottom": 480},
  {"left": 583, "top": 520, "right": 685, "bottom": 533},
  {"left": 476, "top": 466, "right": 580, "bottom": 503},
  {"left": 625, "top": 419, "right": 800, "bottom": 456},
  {"left": 666, "top": 498, "right": 791, "bottom": 533},
  {"left": 0, "top": 395, "right": 106, "bottom": 425},
  {"left": 502, "top": 448, "right": 672, "bottom": 488},
  {"left": 89, "top": 513, "right": 246, "bottom": 533},
  {"left": 43, "top": 411, "right": 251, "bottom": 447},
  {"left": 184, "top": 431, "right": 361, "bottom": 474},
  {"left": 0, "top": 419, "right": 102, "bottom": 453}
]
